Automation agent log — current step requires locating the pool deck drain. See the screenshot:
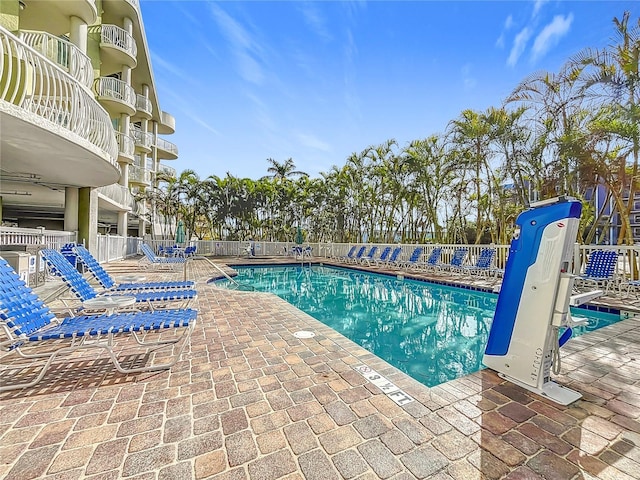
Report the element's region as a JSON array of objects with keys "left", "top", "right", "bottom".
[{"left": 0, "top": 255, "right": 639, "bottom": 479}]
